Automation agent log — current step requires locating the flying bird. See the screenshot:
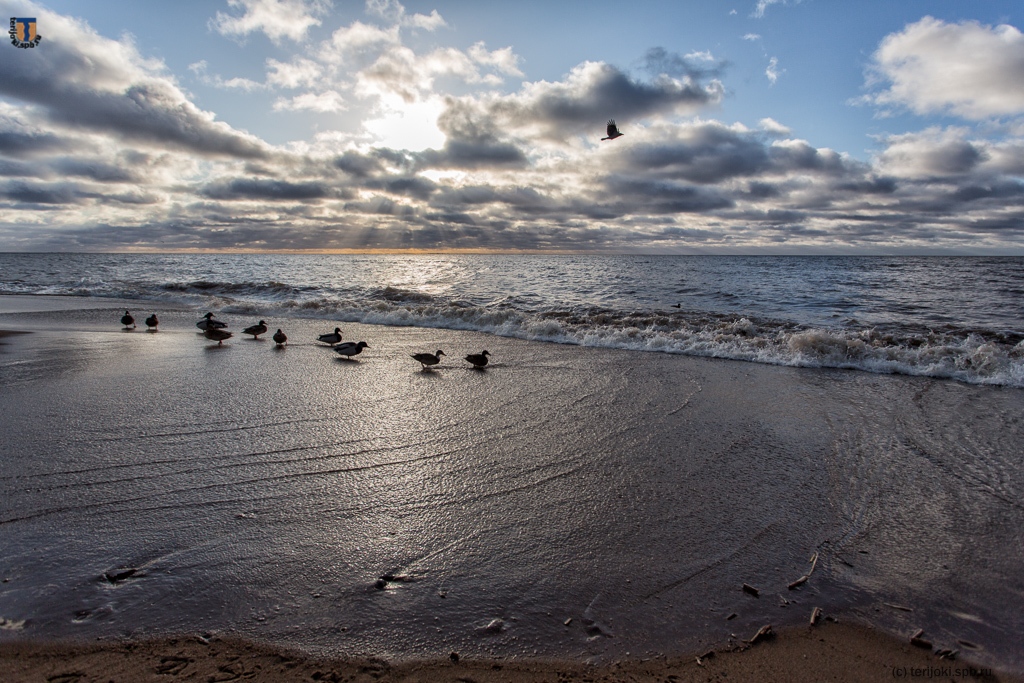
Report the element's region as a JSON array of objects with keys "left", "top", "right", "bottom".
[
  {"left": 204, "top": 328, "right": 233, "bottom": 345},
  {"left": 318, "top": 327, "right": 343, "bottom": 345},
  {"left": 273, "top": 329, "right": 288, "bottom": 346},
  {"left": 145, "top": 314, "right": 159, "bottom": 329},
  {"left": 335, "top": 341, "right": 369, "bottom": 359},
  {"left": 242, "top": 320, "right": 268, "bottom": 339},
  {"left": 601, "top": 119, "right": 624, "bottom": 141},
  {"left": 196, "top": 312, "right": 227, "bottom": 331},
  {"left": 464, "top": 350, "right": 490, "bottom": 368},
  {"left": 411, "top": 350, "right": 445, "bottom": 370},
  {"left": 120, "top": 311, "right": 135, "bottom": 329}
]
